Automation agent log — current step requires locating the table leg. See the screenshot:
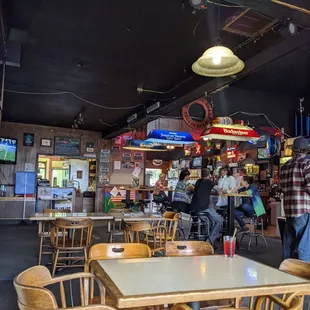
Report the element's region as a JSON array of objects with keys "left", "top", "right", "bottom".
[
  {"left": 38, "top": 221, "right": 42, "bottom": 235},
  {"left": 227, "top": 196, "right": 235, "bottom": 236},
  {"left": 107, "top": 219, "right": 111, "bottom": 233},
  {"left": 149, "top": 191, "right": 154, "bottom": 214},
  {"left": 188, "top": 302, "right": 200, "bottom": 310}
]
